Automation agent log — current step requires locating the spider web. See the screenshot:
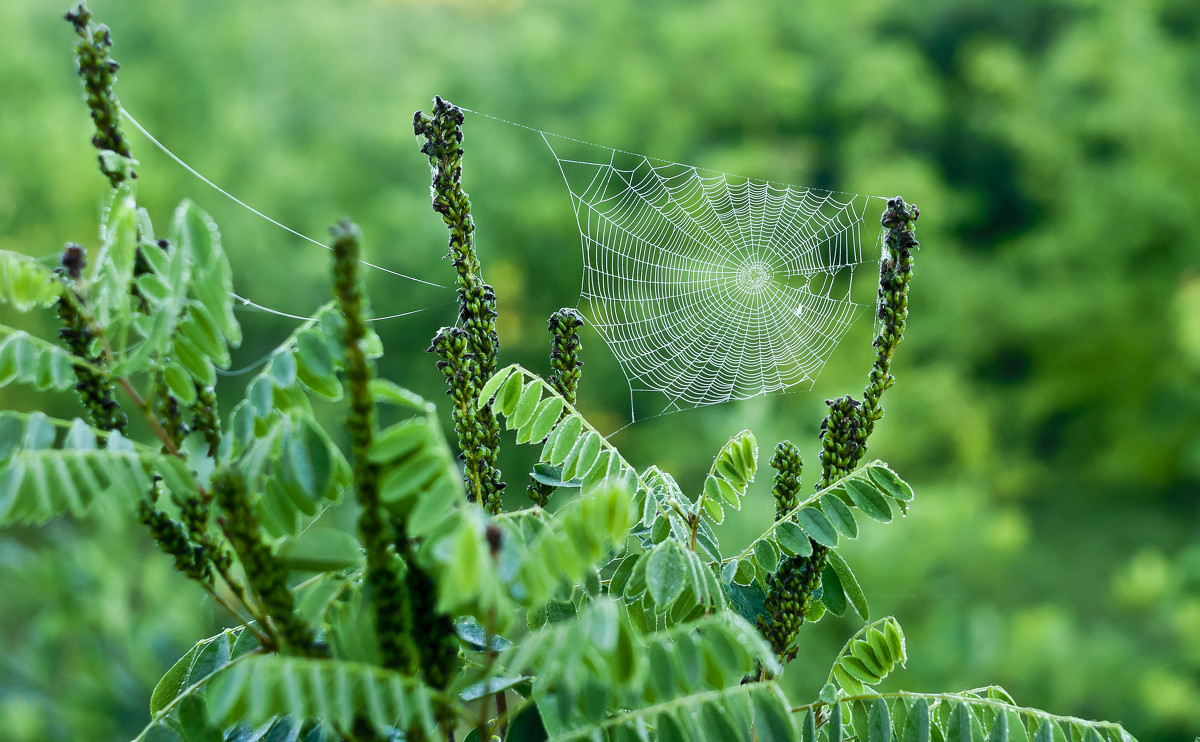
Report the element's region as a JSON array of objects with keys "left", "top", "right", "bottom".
[{"left": 545, "top": 135, "right": 882, "bottom": 420}]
